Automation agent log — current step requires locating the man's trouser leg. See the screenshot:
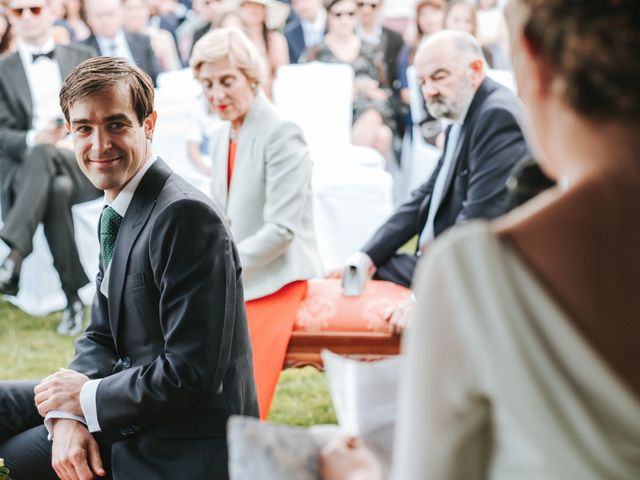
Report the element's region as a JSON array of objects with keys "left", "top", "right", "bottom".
[
  {"left": 0, "top": 145, "right": 101, "bottom": 297},
  {"left": 0, "top": 380, "right": 58, "bottom": 479},
  {"left": 373, "top": 253, "right": 418, "bottom": 288}
]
